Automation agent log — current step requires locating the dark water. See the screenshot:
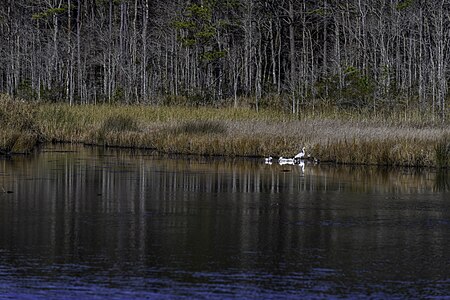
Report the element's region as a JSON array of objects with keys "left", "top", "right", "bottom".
[{"left": 1, "top": 145, "right": 450, "bottom": 299}]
